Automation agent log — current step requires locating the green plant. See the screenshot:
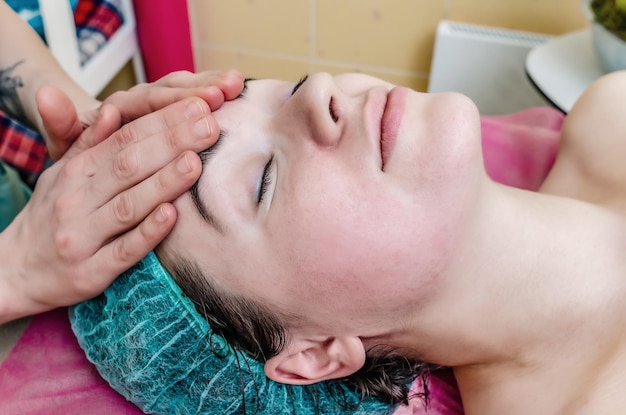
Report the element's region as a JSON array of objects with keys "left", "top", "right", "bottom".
[{"left": 592, "top": 0, "right": 626, "bottom": 40}]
